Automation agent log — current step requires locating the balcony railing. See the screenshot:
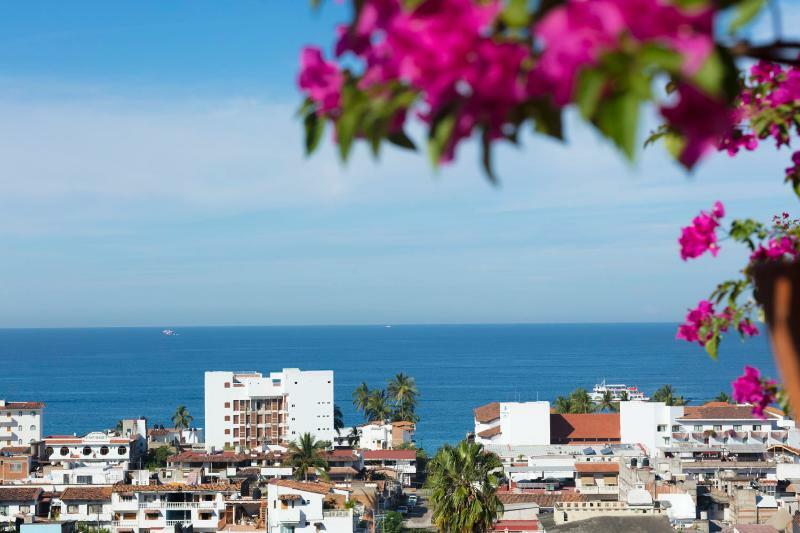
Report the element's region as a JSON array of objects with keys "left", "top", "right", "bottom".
[
  {"left": 323, "top": 510, "right": 352, "bottom": 518},
  {"left": 111, "top": 520, "right": 138, "bottom": 528},
  {"left": 139, "top": 501, "right": 216, "bottom": 509},
  {"left": 576, "top": 485, "right": 619, "bottom": 495},
  {"left": 165, "top": 520, "right": 192, "bottom": 526}
]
